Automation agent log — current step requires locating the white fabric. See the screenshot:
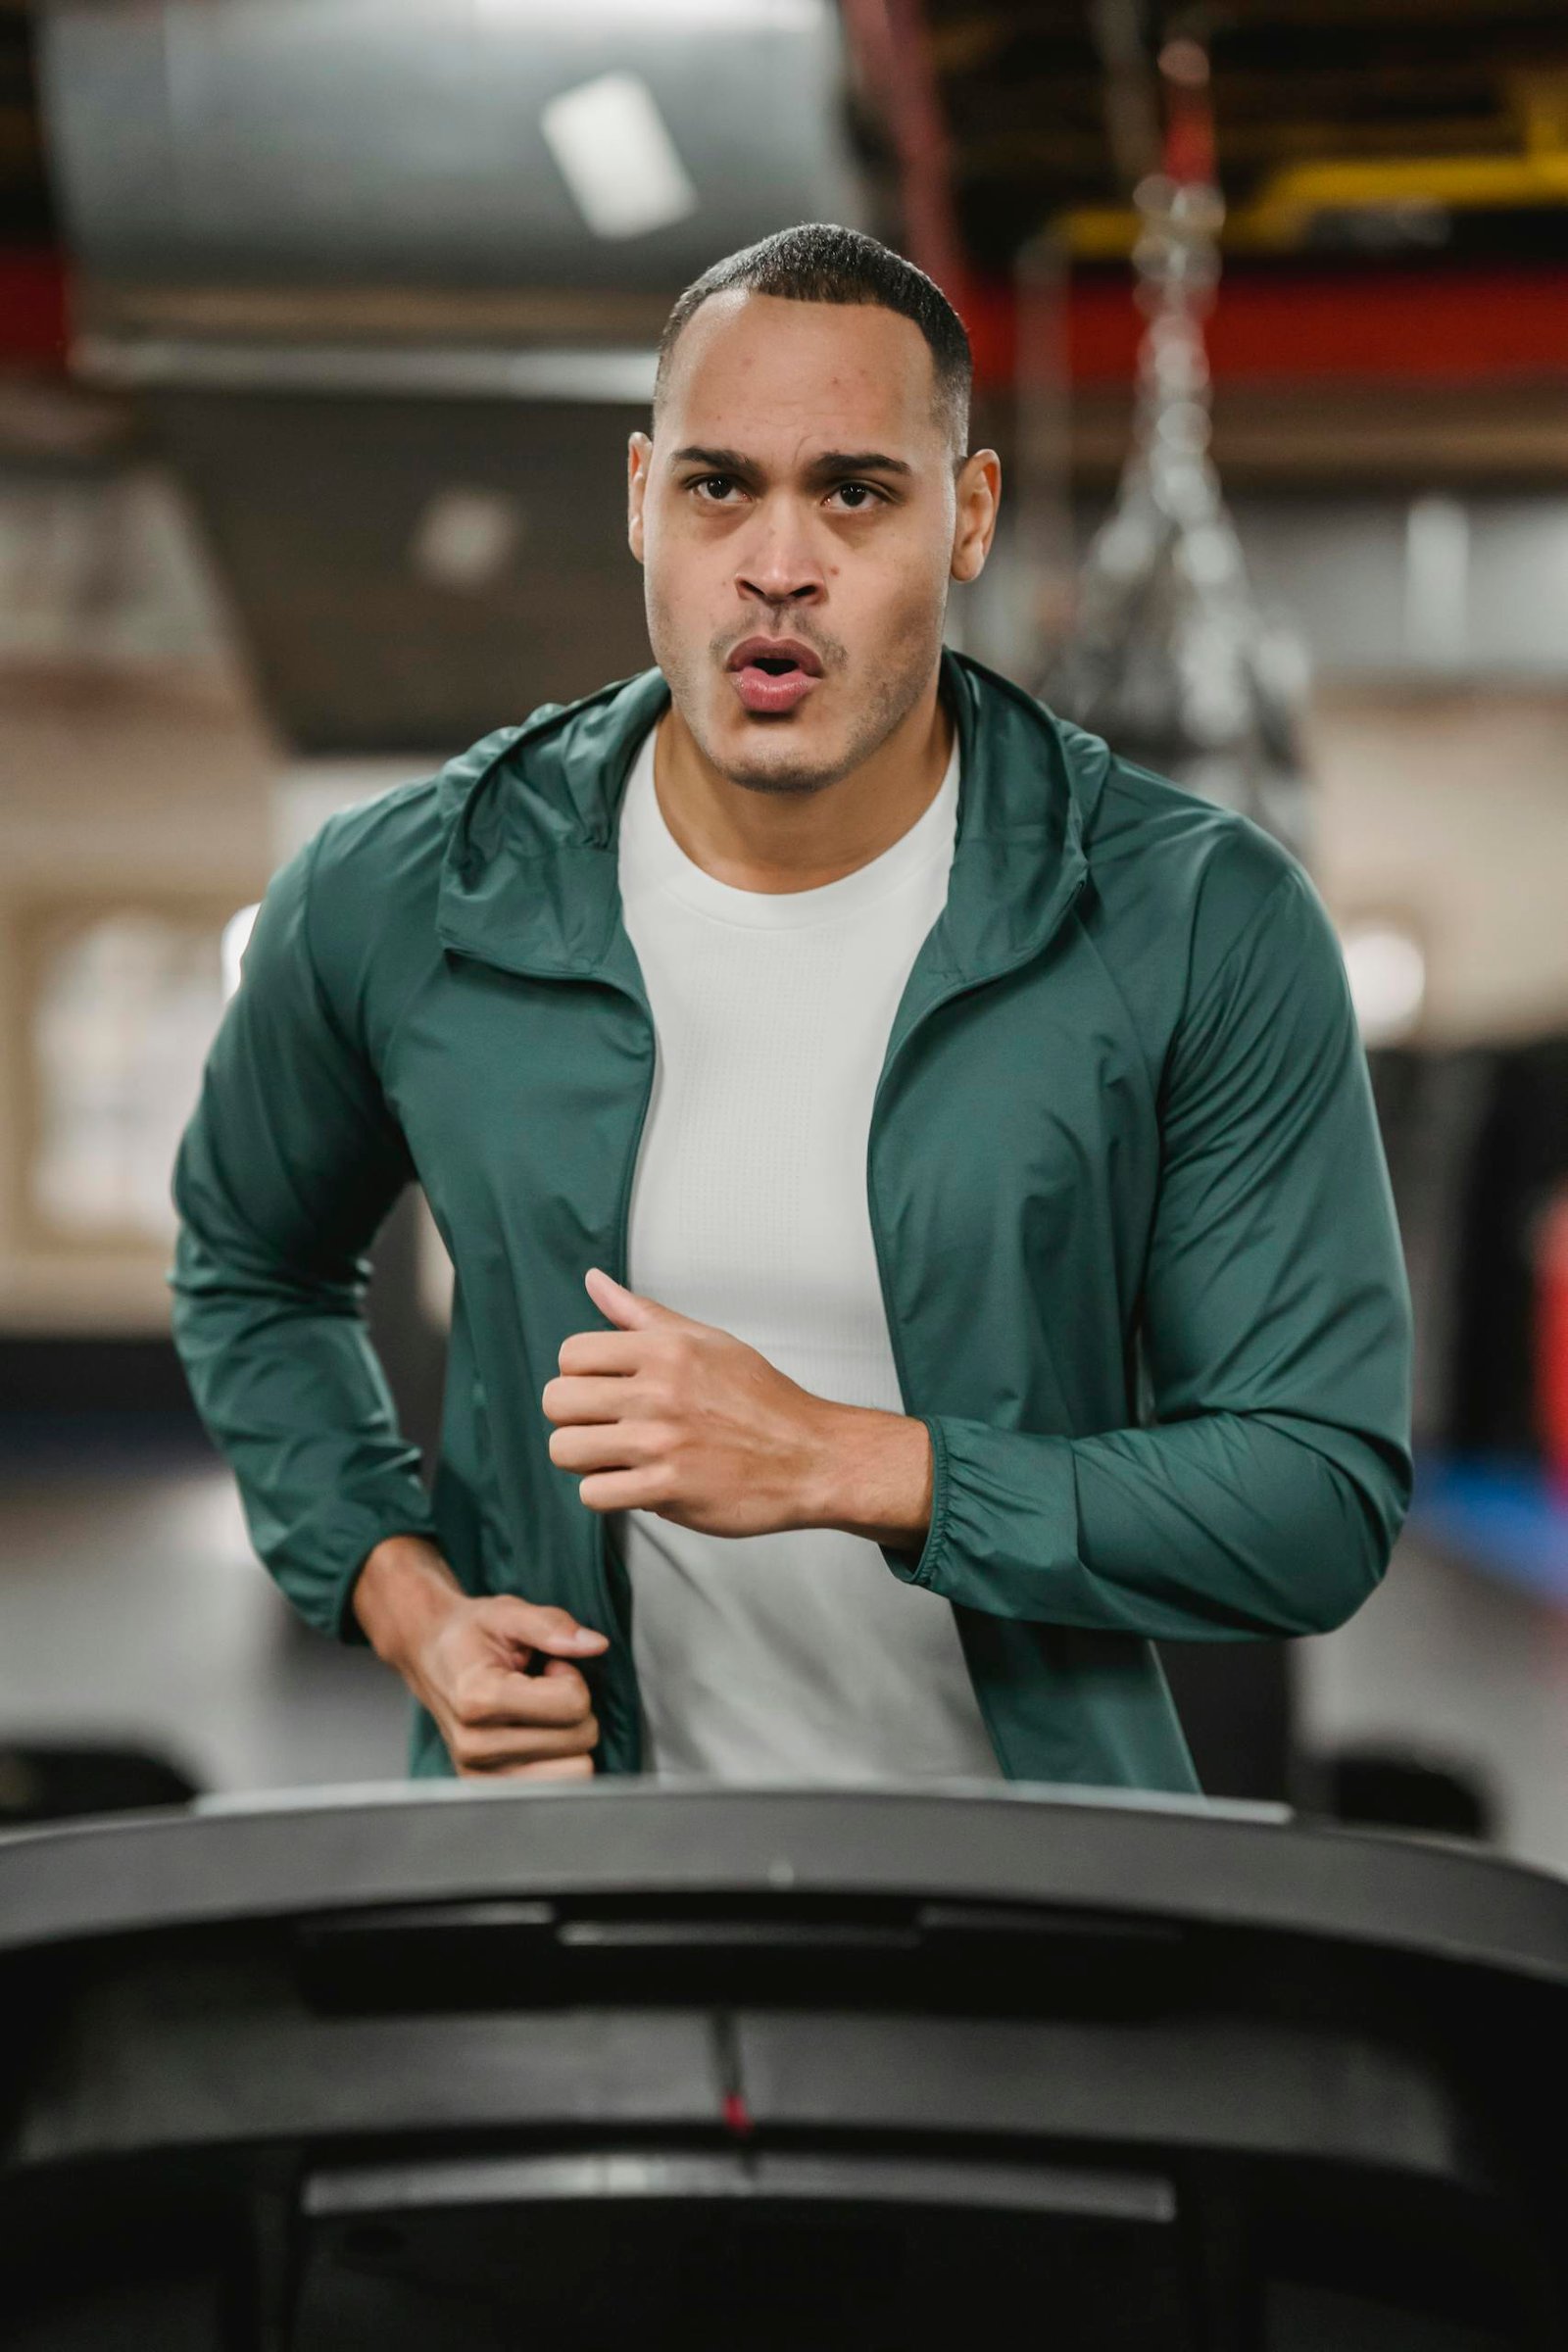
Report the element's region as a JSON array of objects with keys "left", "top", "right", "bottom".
[{"left": 607, "top": 717, "right": 1003, "bottom": 1783}]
